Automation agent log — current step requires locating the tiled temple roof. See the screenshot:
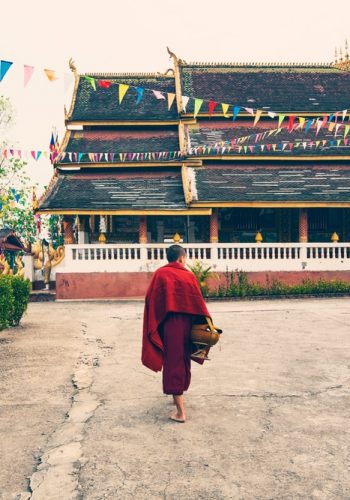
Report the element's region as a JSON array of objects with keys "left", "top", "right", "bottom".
[
  {"left": 69, "top": 74, "right": 178, "bottom": 122},
  {"left": 39, "top": 170, "right": 187, "bottom": 211},
  {"left": 60, "top": 129, "right": 180, "bottom": 164},
  {"left": 187, "top": 121, "right": 350, "bottom": 157},
  {"left": 179, "top": 63, "right": 350, "bottom": 113},
  {"left": 190, "top": 164, "right": 350, "bottom": 202}
]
